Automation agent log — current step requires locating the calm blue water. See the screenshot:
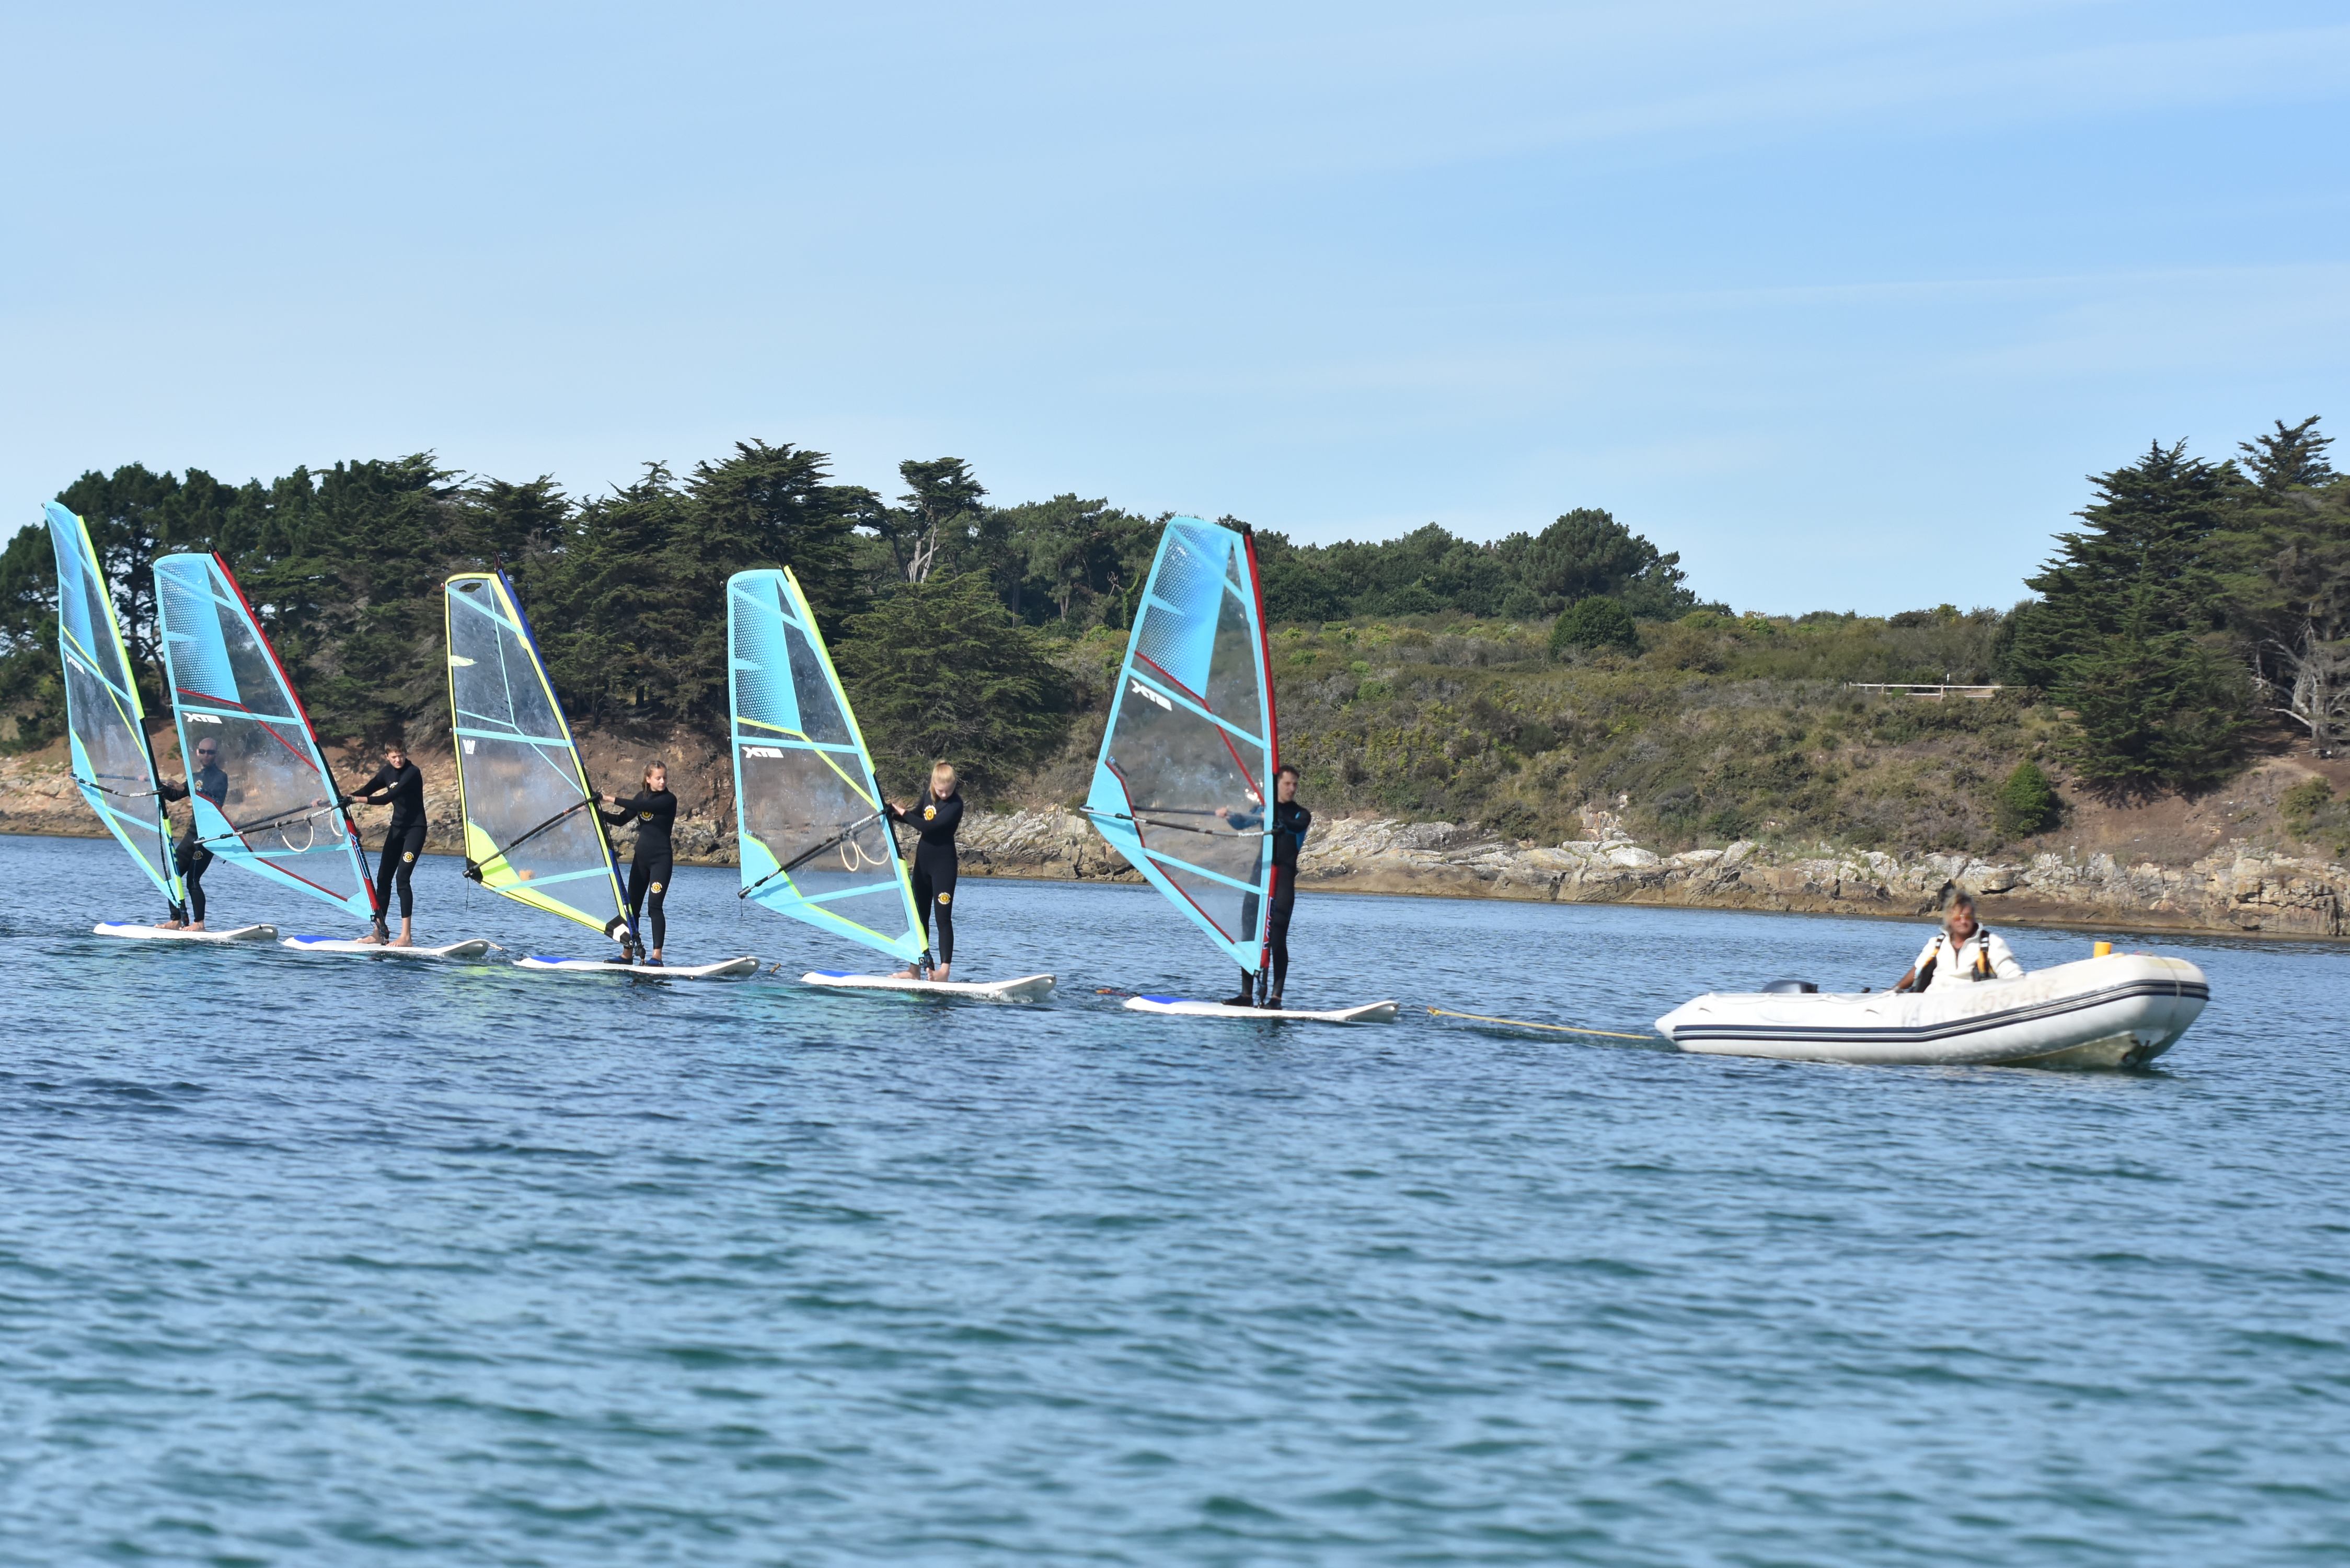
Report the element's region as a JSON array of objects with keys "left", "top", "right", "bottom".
[{"left": 3, "top": 830, "right": 2347, "bottom": 1565}]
